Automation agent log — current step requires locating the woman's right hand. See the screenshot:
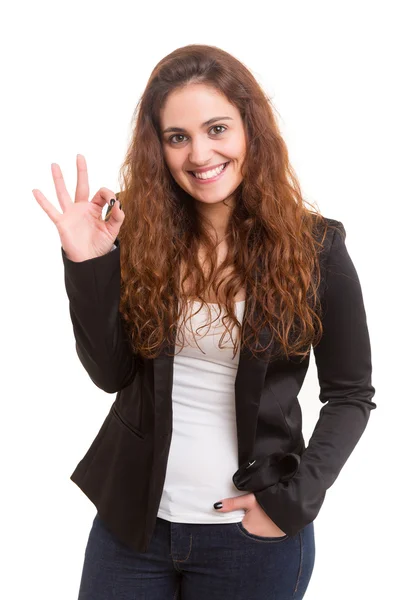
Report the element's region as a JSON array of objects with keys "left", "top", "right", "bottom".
[{"left": 32, "top": 154, "right": 125, "bottom": 262}]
